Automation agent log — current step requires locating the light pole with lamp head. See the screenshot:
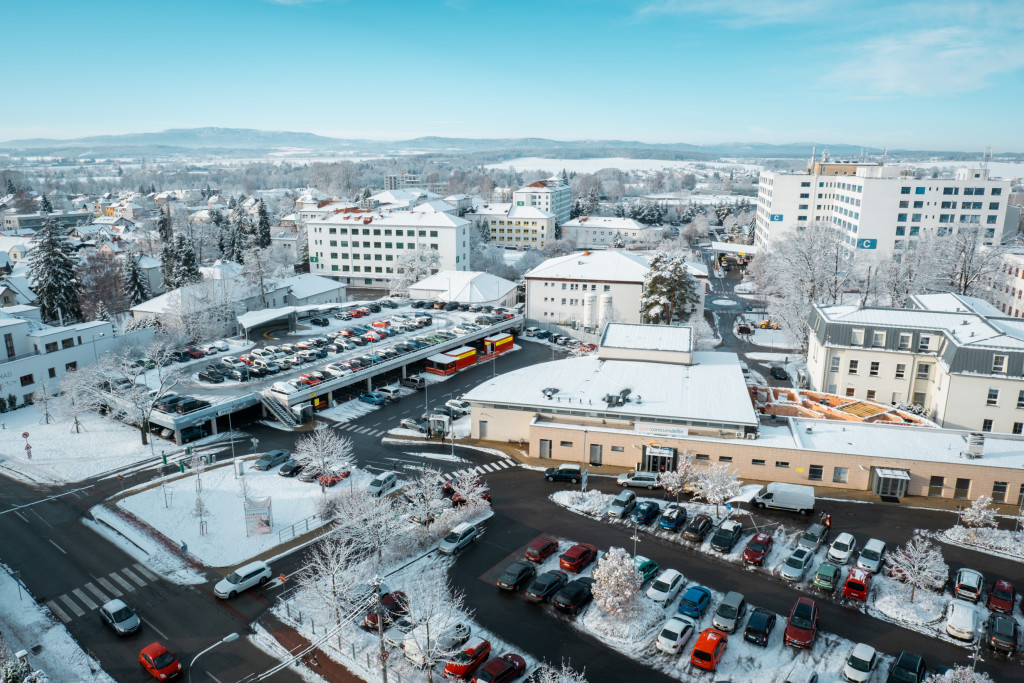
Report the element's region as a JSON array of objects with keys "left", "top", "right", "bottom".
[
  {"left": 630, "top": 518, "right": 641, "bottom": 558},
  {"left": 189, "top": 632, "right": 239, "bottom": 683}
]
